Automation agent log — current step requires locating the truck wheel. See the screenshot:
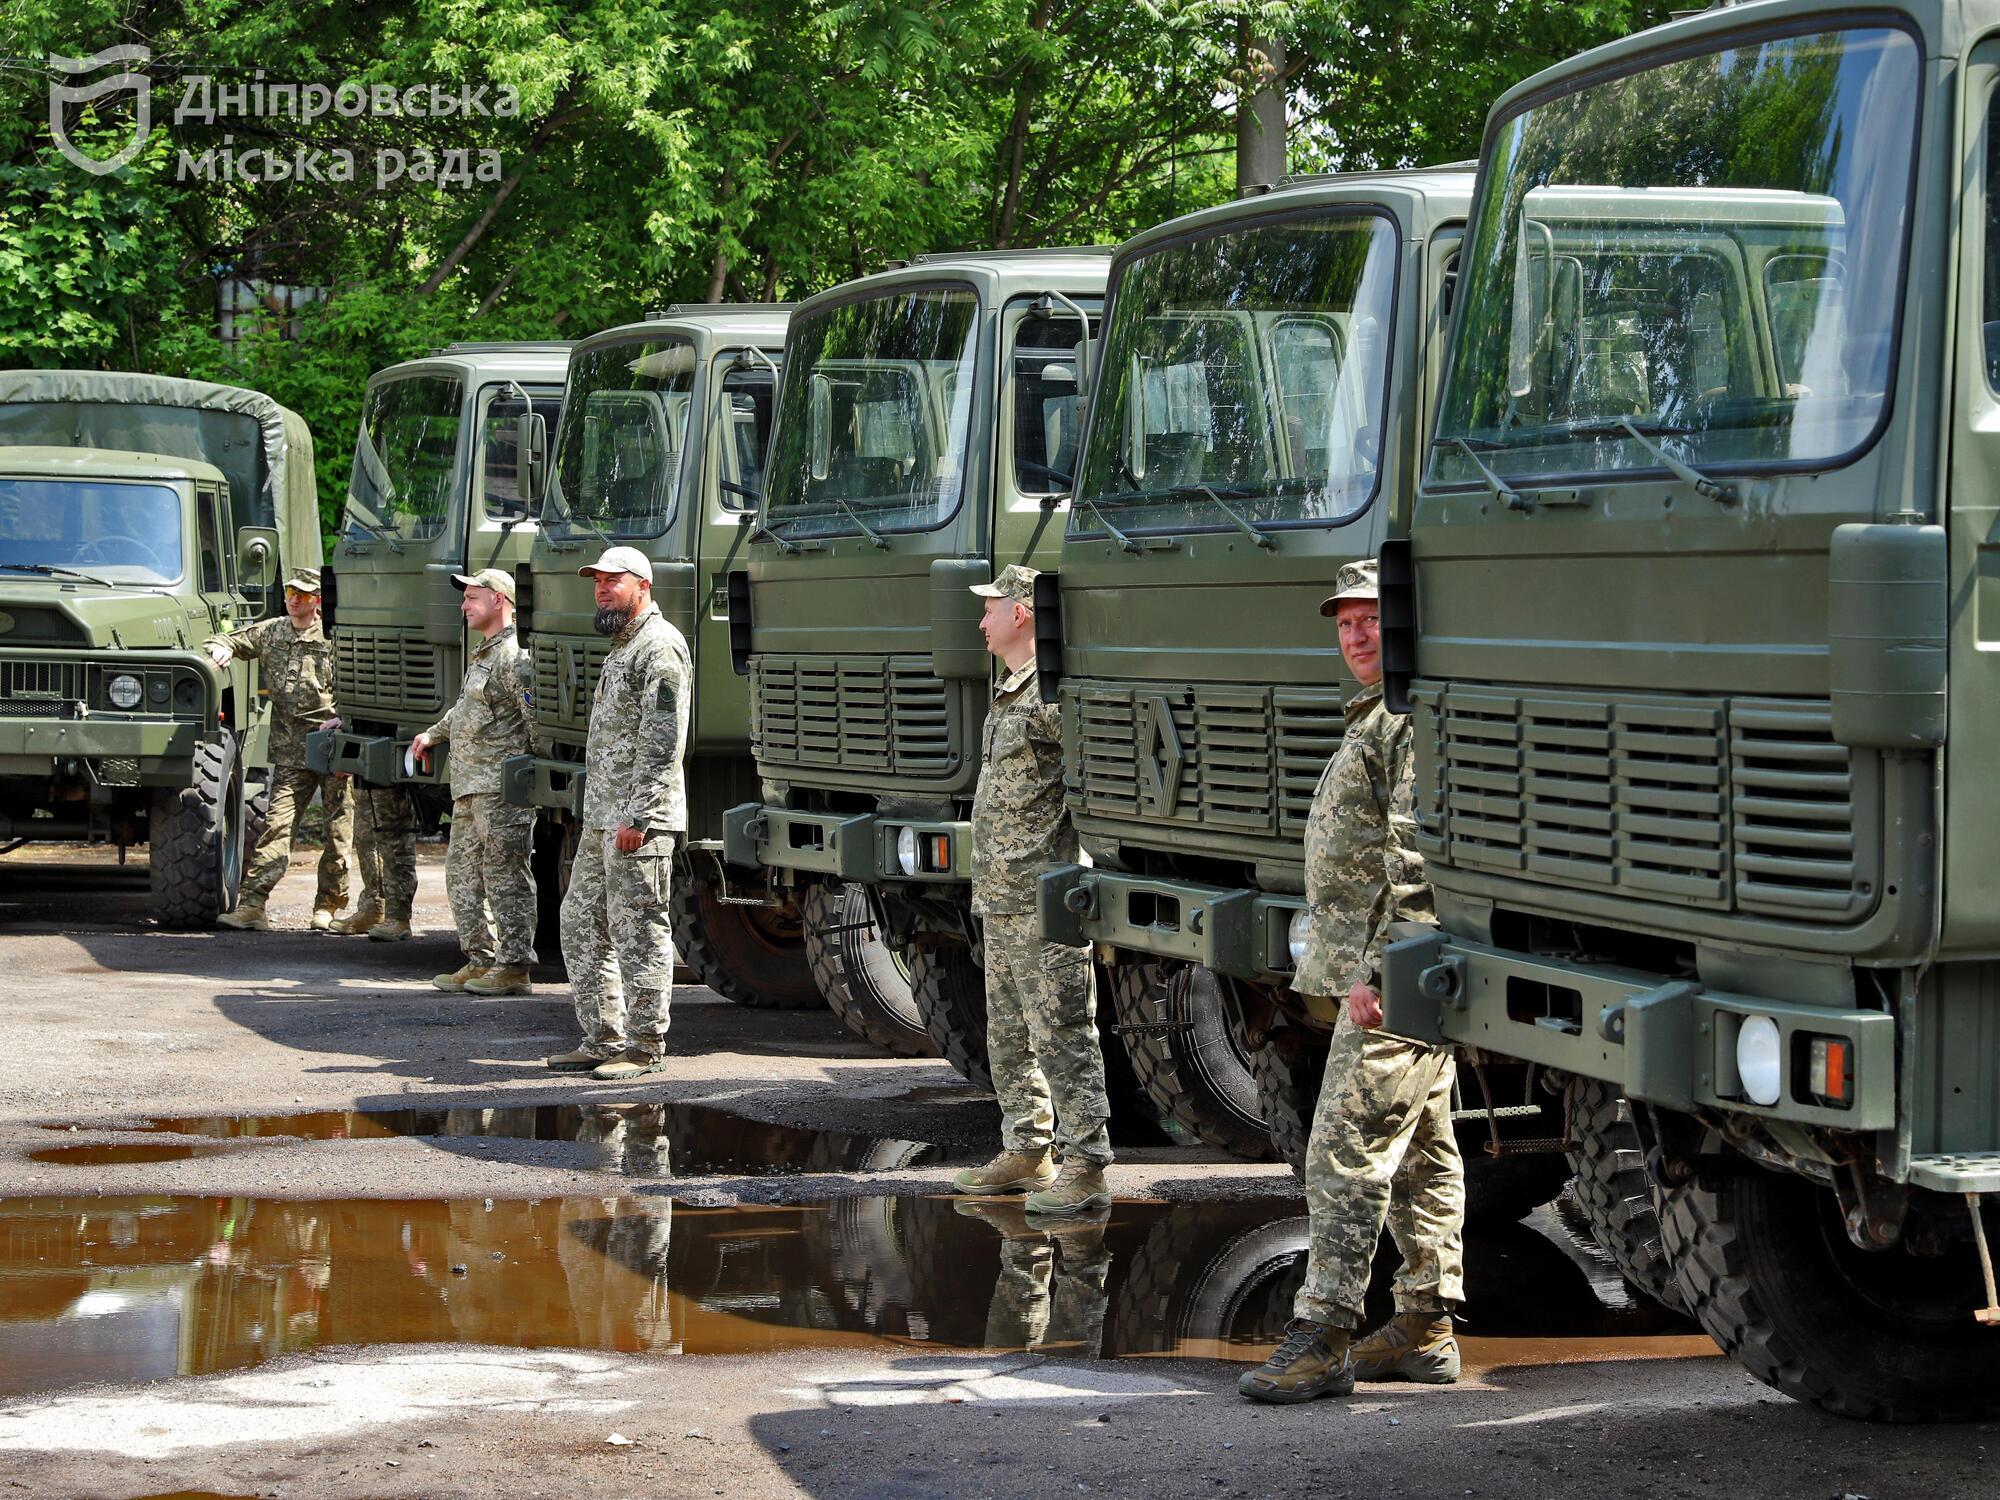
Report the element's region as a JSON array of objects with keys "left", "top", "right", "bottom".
[
  {"left": 1662, "top": 1165, "right": 2000, "bottom": 1422},
  {"left": 531, "top": 818, "right": 574, "bottom": 957},
  {"left": 150, "top": 731, "right": 245, "bottom": 928},
  {"left": 1563, "top": 1077, "right": 1685, "bottom": 1312},
  {"left": 908, "top": 940, "right": 992, "bottom": 1091},
  {"left": 1109, "top": 960, "right": 1271, "bottom": 1160},
  {"left": 670, "top": 872, "right": 823, "bottom": 1009},
  {"left": 805, "top": 883, "right": 935, "bottom": 1058},
  {"left": 1109, "top": 1203, "right": 1308, "bottom": 1356}
]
